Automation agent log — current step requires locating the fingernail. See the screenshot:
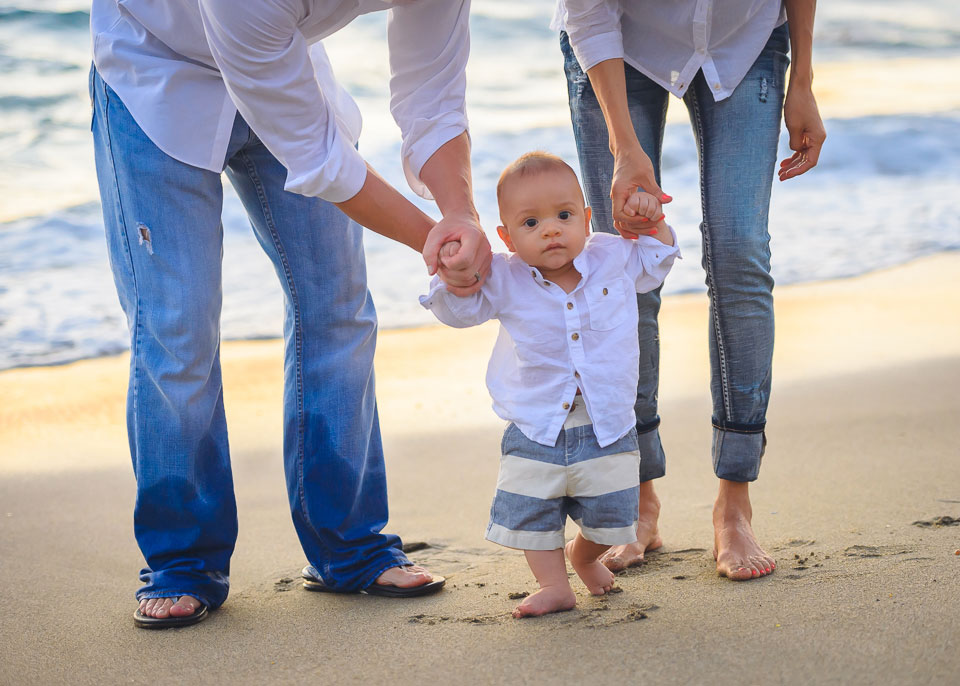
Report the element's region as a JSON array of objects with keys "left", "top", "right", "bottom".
[
  {"left": 639, "top": 217, "right": 649, "bottom": 222},
  {"left": 657, "top": 215, "right": 665, "bottom": 221},
  {"left": 661, "top": 194, "right": 672, "bottom": 202}
]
